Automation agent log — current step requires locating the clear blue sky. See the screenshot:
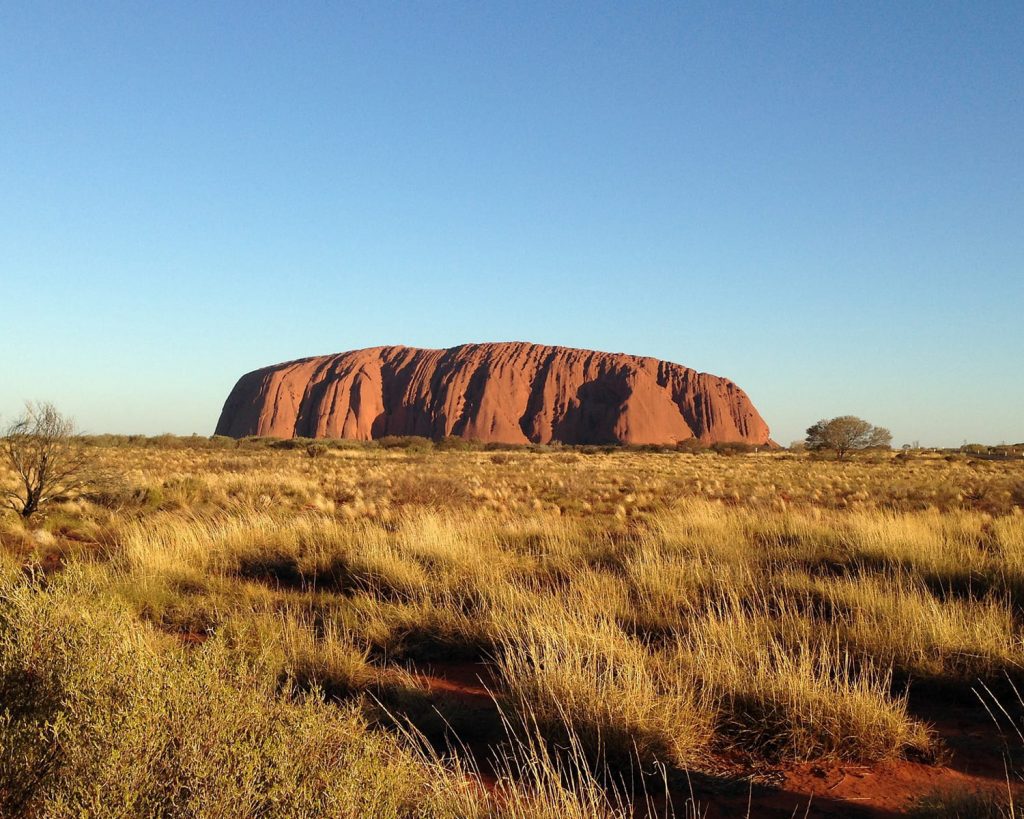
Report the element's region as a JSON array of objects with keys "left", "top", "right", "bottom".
[{"left": 2, "top": 2, "right": 1021, "bottom": 447}]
